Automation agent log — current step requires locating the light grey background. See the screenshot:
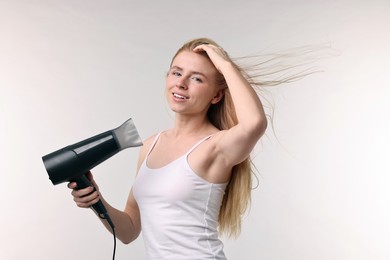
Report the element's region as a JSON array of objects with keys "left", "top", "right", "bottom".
[{"left": 1, "top": 0, "right": 389, "bottom": 259}]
